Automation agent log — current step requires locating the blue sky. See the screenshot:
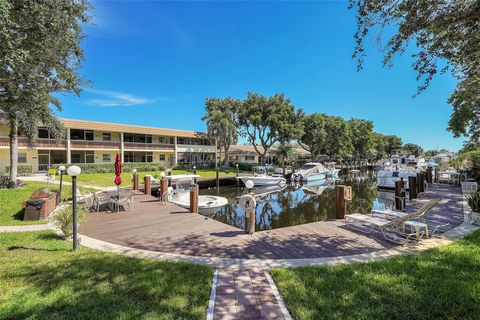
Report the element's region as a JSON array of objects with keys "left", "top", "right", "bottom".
[{"left": 58, "top": 0, "right": 463, "bottom": 151}]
